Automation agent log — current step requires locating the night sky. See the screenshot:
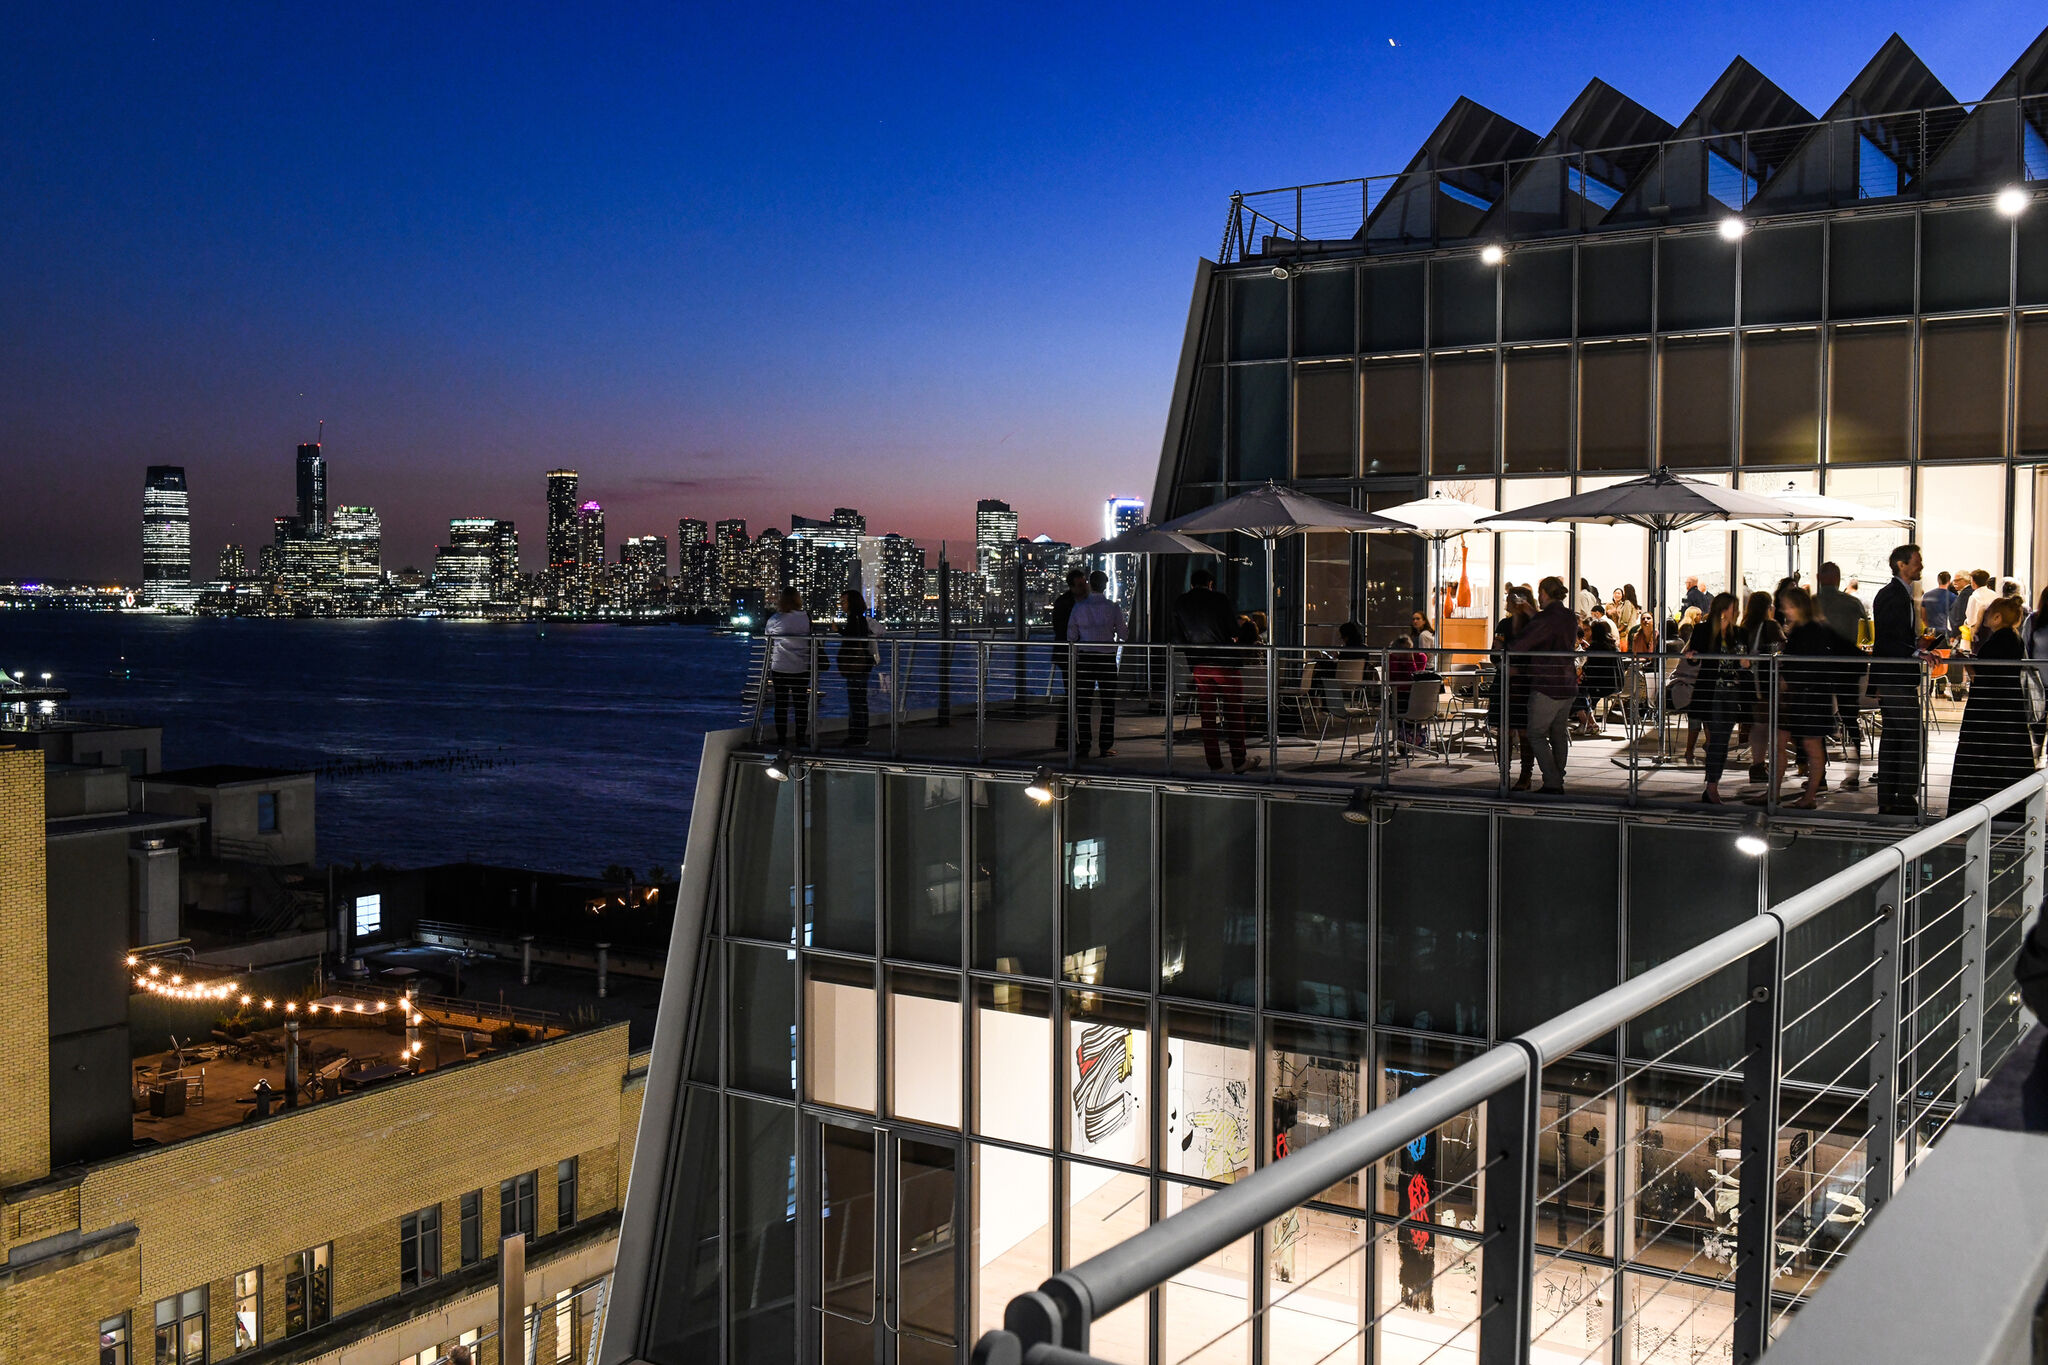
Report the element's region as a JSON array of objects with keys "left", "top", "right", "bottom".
[{"left": 2, "top": 3, "right": 2036, "bottom": 580}]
